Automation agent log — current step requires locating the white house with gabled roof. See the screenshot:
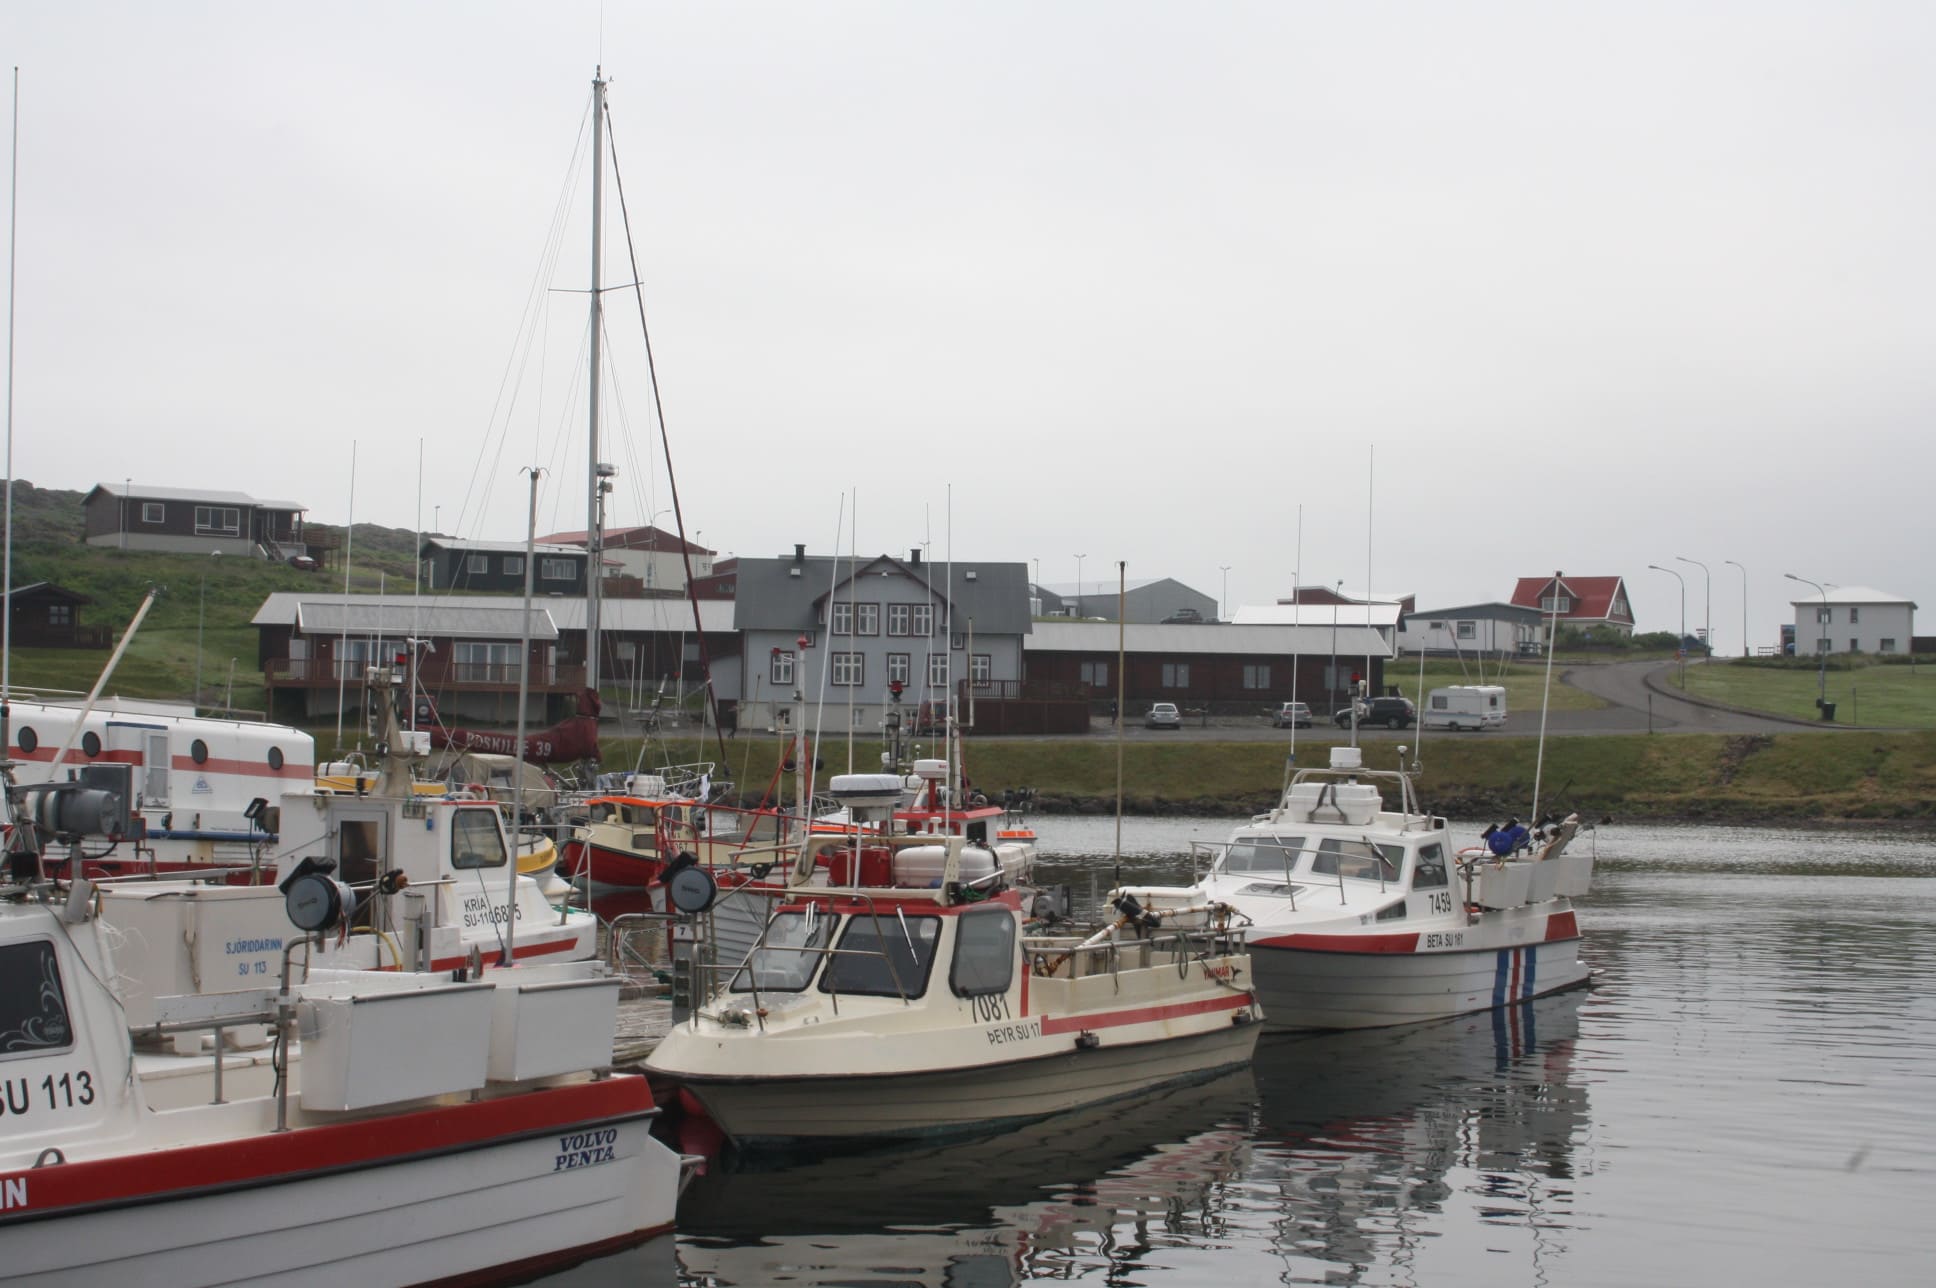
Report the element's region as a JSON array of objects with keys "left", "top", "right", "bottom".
[{"left": 1788, "top": 585, "right": 1916, "bottom": 656}]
